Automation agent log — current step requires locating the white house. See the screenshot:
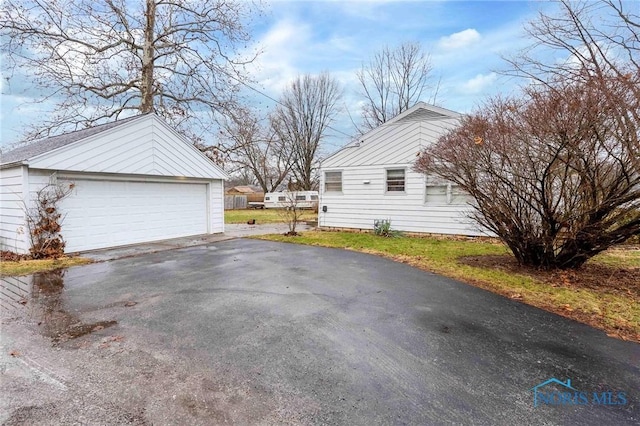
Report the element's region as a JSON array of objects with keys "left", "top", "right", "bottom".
[
  {"left": 0, "top": 113, "right": 227, "bottom": 254},
  {"left": 319, "top": 102, "right": 483, "bottom": 236}
]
